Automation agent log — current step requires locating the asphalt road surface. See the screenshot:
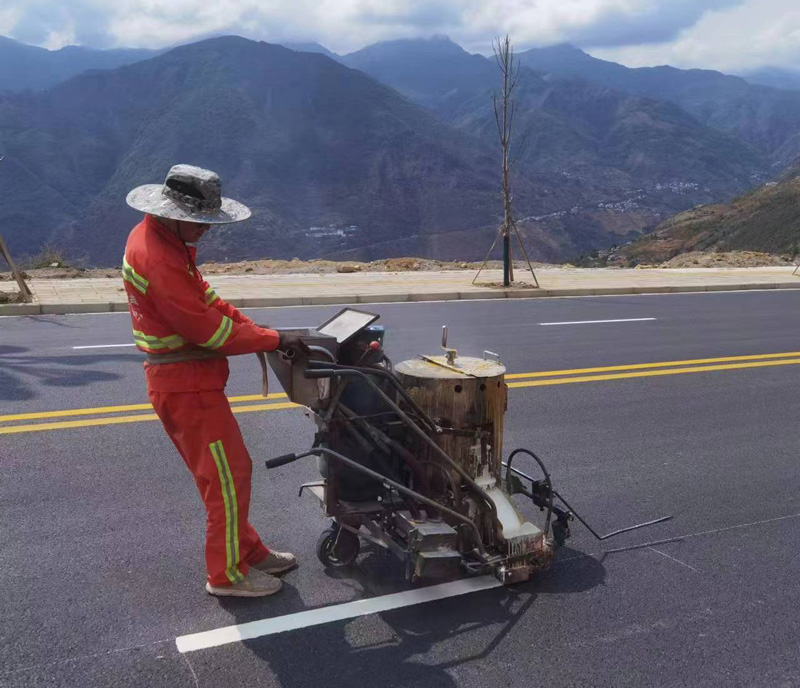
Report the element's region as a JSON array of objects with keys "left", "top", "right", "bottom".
[{"left": 3, "top": 289, "right": 800, "bottom": 687}]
